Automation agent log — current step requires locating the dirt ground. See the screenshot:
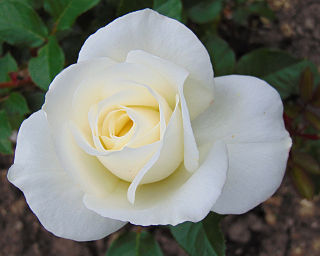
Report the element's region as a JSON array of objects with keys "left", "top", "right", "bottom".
[
  {"left": 263, "top": 0, "right": 320, "bottom": 66},
  {"left": 1, "top": 0, "right": 320, "bottom": 255}
]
